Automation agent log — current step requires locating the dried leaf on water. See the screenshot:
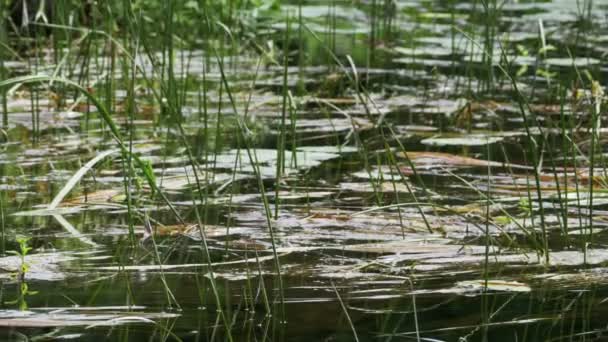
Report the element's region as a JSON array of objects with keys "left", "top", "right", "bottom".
[
  {"left": 400, "top": 151, "right": 532, "bottom": 170},
  {"left": 421, "top": 135, "right": 504, "bottom": 146}
]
